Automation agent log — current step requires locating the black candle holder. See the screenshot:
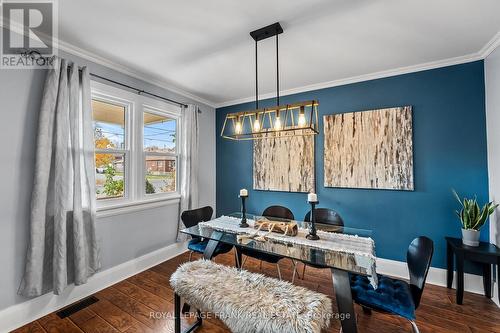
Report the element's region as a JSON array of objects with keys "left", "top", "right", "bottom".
[
  {"left": 239, "top": 195, "right": 249, "bottom": 228},
  {"left": 306, "top": 201, "right": 320, "bottom": 240}
]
